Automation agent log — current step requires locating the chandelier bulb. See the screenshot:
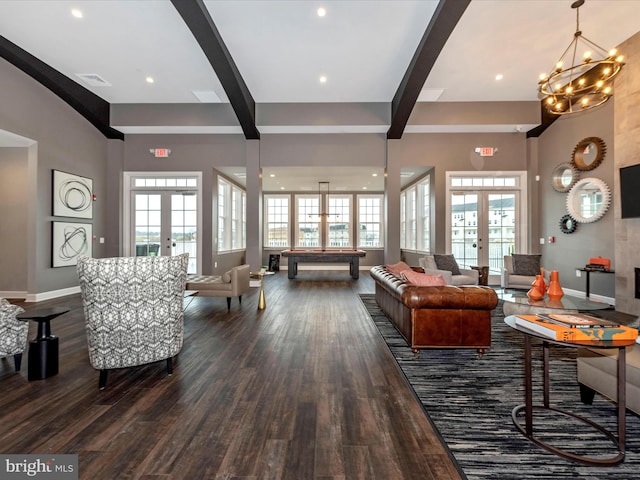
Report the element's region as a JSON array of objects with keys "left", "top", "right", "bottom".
[
  {"left": 554, "top": 82, "right": 562, "bottom": 91},
  {"left": 546, "top": 97, "right": 554, "bottom": 105},
  {"left": 616, "top": 55, "right": 624, "bottom": 63},
  {"left": 604, "top": 86, "right": 612, "bottom": 94},
  {"left": 596, "top": 80, "right": 604, "bottom": 88},
  {"left": 609, "top": 48, "right": 617, "bottom": 56},
  {"left": 581, "top": 98, "right": 589, "bottom": 106},
  {"left": 566, "top": 86, "right": 573, "bottom": 94},
  {"left": 578, "top": 78, "right": 586, "bottom": 86}
]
